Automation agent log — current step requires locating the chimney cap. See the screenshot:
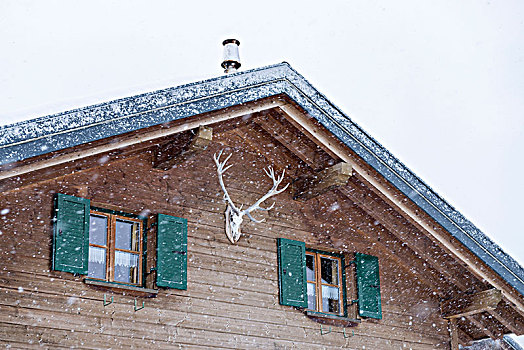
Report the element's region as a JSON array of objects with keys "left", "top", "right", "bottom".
[
  {"left": 221, "top": 38, "right": 241, "bottom": 73},
  {"left": 222, "top": 39, "right": 240, "bottom": 46}
]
